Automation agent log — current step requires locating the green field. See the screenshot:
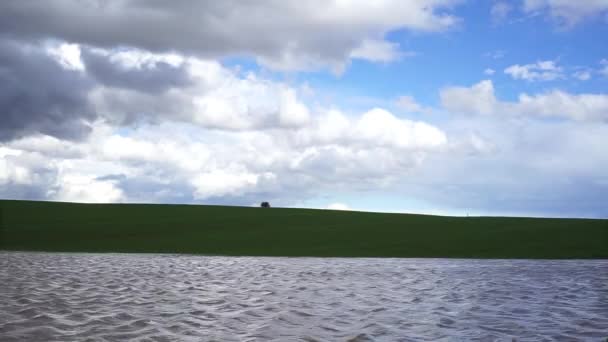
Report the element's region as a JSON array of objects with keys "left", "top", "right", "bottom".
[{"left": 0, "top": 199, "right": 606, "bottom": 258}]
